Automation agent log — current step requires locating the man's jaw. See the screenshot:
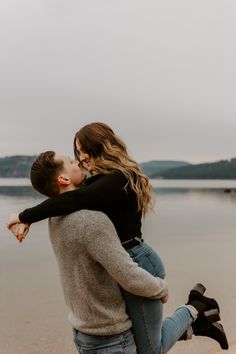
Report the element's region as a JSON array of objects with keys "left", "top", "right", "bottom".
[{"left": 81, "top": 161, "right": 93, "bottom": 174}]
